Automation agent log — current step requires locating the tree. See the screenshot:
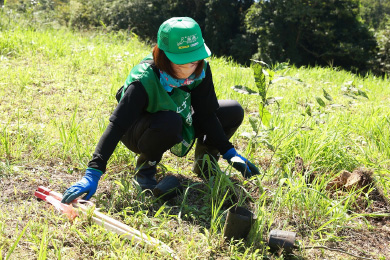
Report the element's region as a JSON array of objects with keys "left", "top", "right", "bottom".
[
  {"left": 360, "top": 0, "right": 390, "bottom": 29},
  {"left": 103, "top": 0, "right": 166, "bottom": 39},
  {"left": 245, "top": 0, "right": 377, "bottom": 73},
  {"left": 374, "top": 20, "right": 390, "bottom": 75},
  {"left": 204, "top": 0, "right": 255, "bottom": 63}
]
